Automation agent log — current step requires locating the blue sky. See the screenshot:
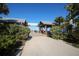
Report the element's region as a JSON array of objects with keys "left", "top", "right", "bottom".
[{"left": 2, "top": 3, "right": 68, "bottom": 30}]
